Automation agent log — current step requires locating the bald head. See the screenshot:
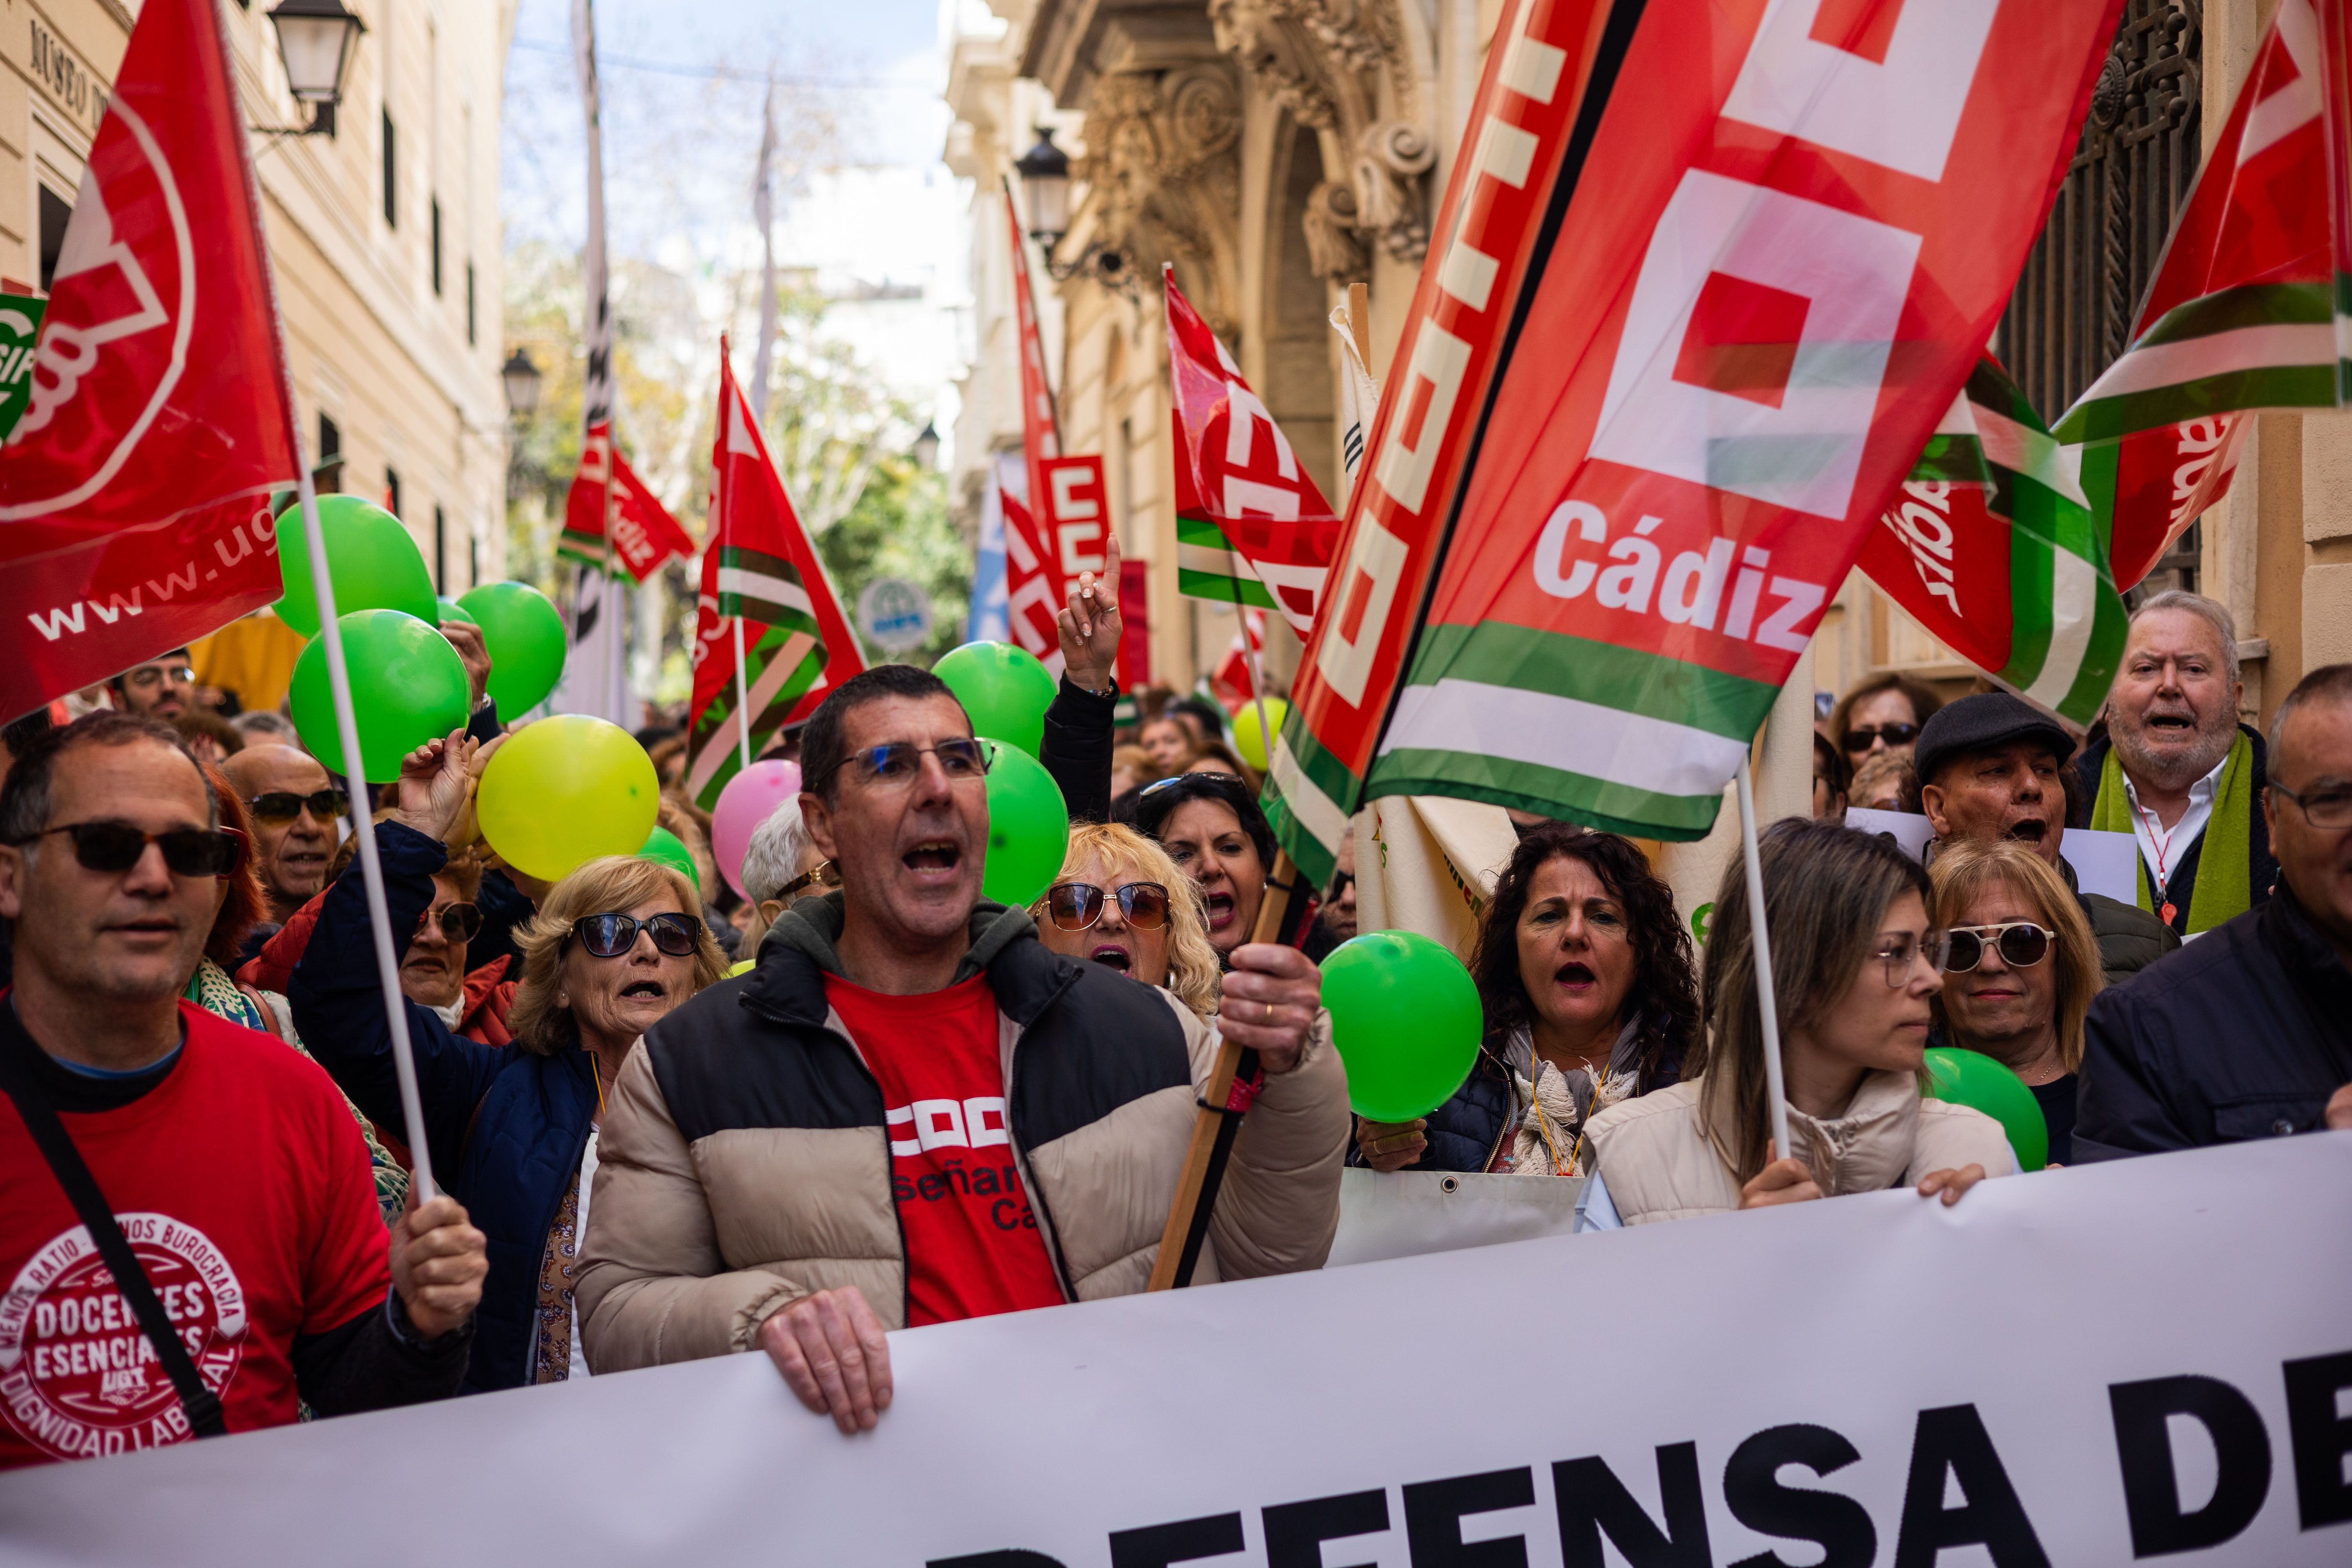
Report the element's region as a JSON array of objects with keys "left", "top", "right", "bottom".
[{"left": 223, "top": 744, "right": 339, "bottom": 919}]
